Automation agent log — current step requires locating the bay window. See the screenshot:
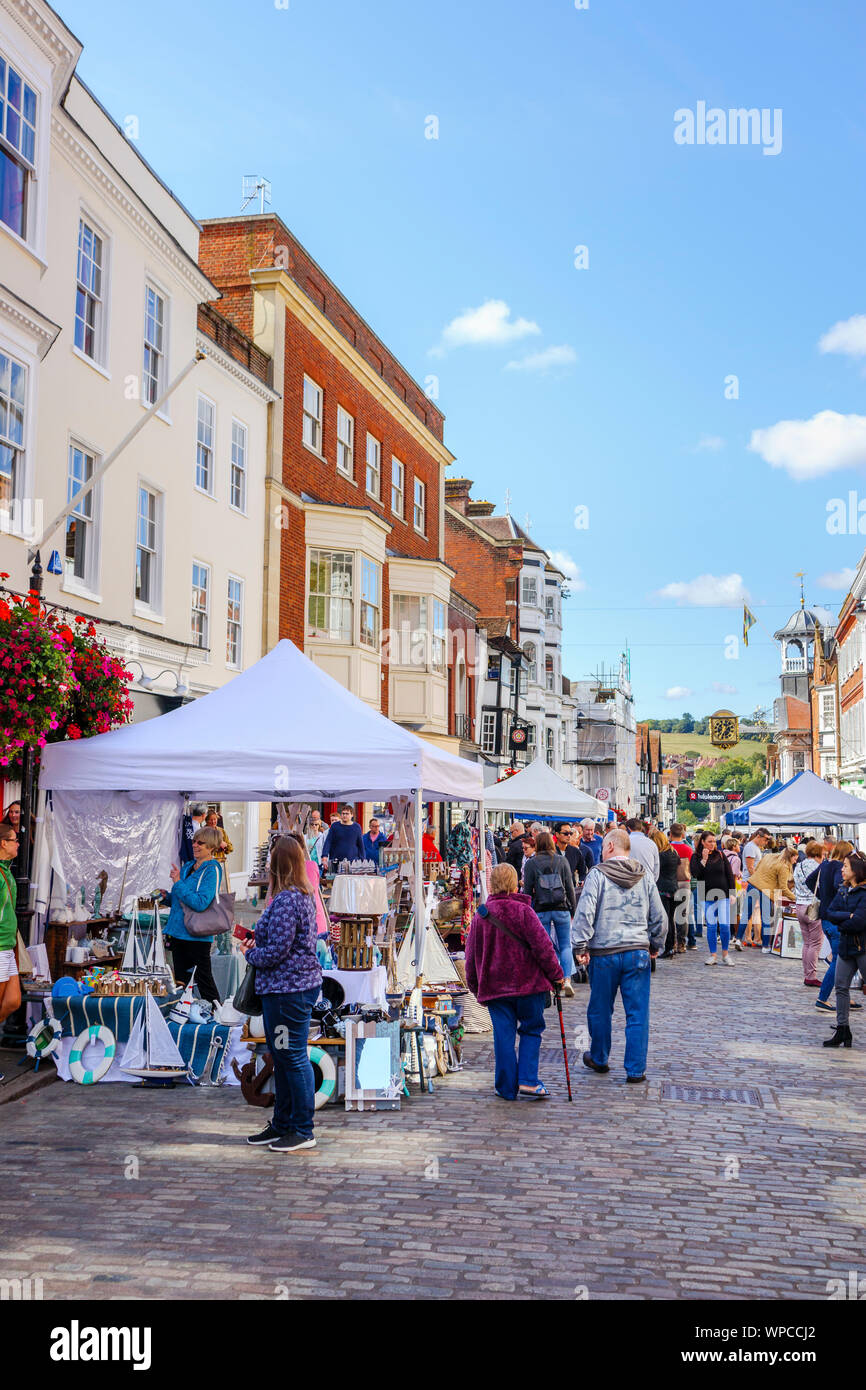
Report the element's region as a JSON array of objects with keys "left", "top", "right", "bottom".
[
  {"left": 360, "top": 557, "right": 381, "bottom": 649},
  {"left": 308, "top": 550, "right": 353, "bottom": 641},
  {"left": 391, "top": 593, "right": 428, "bottom": 667},
  {"left": 432, "top": 599, "right": 446, "bottom": 672}
]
